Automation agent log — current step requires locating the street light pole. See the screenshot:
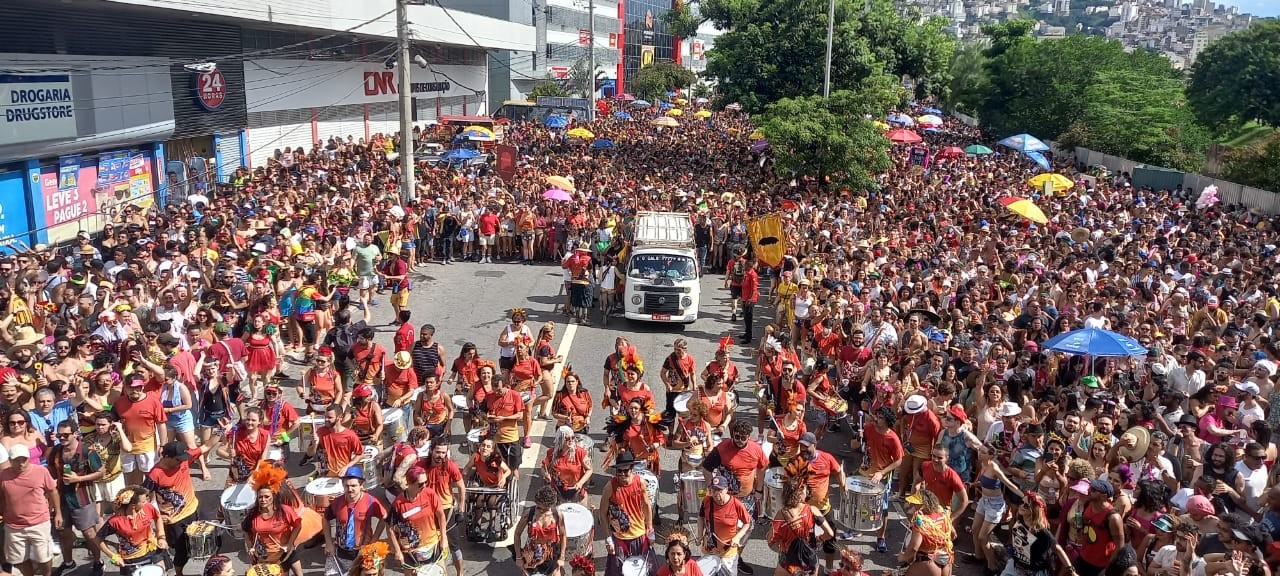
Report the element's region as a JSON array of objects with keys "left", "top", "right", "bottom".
[
  {"left": 823, "top": 0, "right": 835, "bottom": 98},
  {"left": 587, "top": 0, "right": 596, "bottom": 120},
  {"left": 397, "top": 0, "right": 416, "bottom": 204}
]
